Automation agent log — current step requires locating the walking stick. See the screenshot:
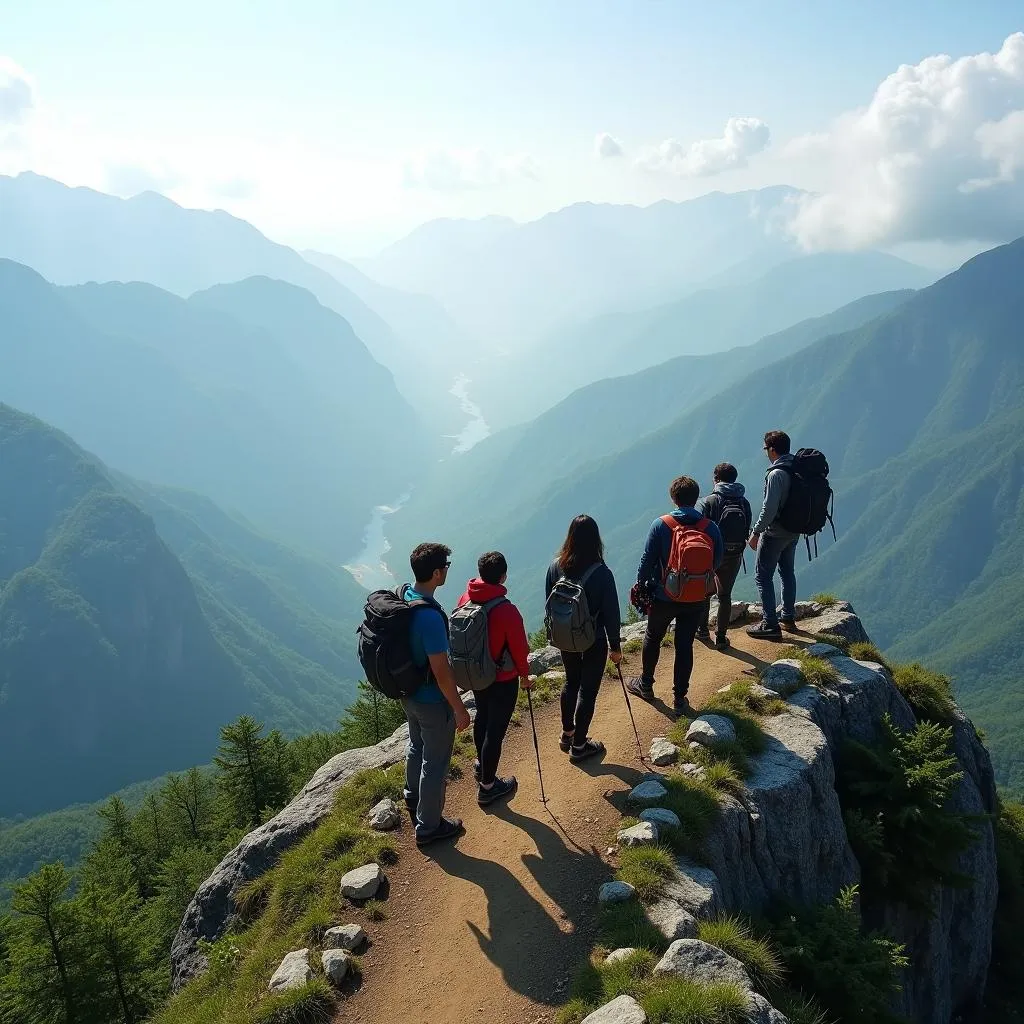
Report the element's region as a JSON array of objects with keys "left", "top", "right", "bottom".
[
  {"left": 525, "top": 689, "right": 547, "bottom": 804},
  {"left": 616, "top": 664, "right": 646, "bottom": 764}
]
